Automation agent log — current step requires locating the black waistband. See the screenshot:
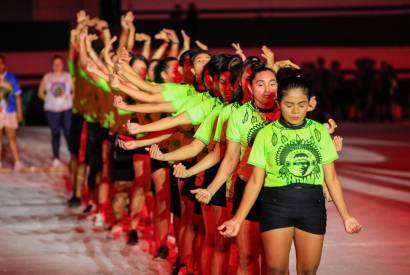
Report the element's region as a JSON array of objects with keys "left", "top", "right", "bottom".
[{"left": 264, "top": 183, "right": 322, "bottom": 190}]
